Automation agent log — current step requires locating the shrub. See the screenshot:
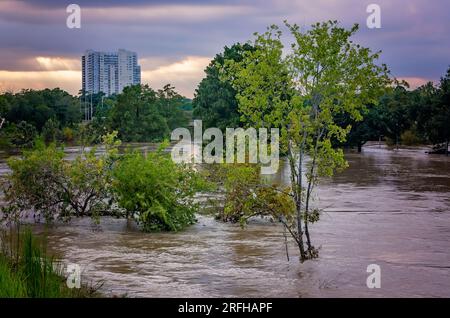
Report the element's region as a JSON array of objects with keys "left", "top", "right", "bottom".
[
  {"left": 0, "top": 122, "right": 38, "bottom": 150},
  {"left": 2, "top": 132, "right": 120, "bottom": 223},
  {"left": 400, "top": 129, "right": 422, "bottom": 146},
  {"left": 112, "top": 143, "right": 209, "bottom": 231},
  {"left": 41, "top": 118, "right": 61, "bottom": 143},
  {"left": 62, "top": 127, "right": 74, "bottom": 143},
  {"left": 216, "top": 163, "right": 295, "bottom": 226}
]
